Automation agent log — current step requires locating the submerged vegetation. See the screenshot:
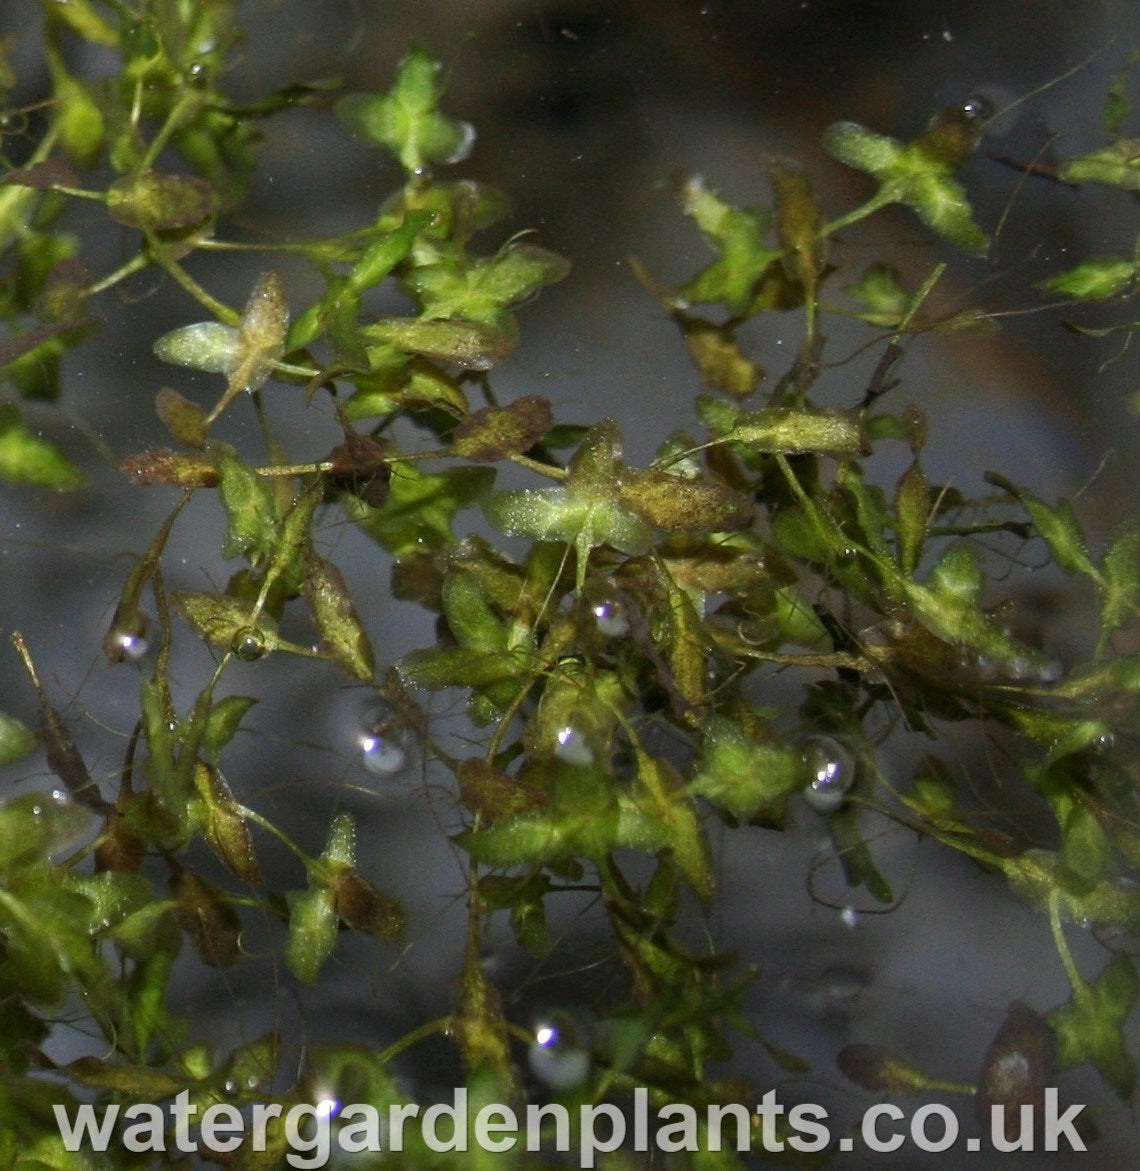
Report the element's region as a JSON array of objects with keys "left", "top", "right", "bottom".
[{"left": 1, "top": 1, "right": 1139, "bottom": 1165}]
